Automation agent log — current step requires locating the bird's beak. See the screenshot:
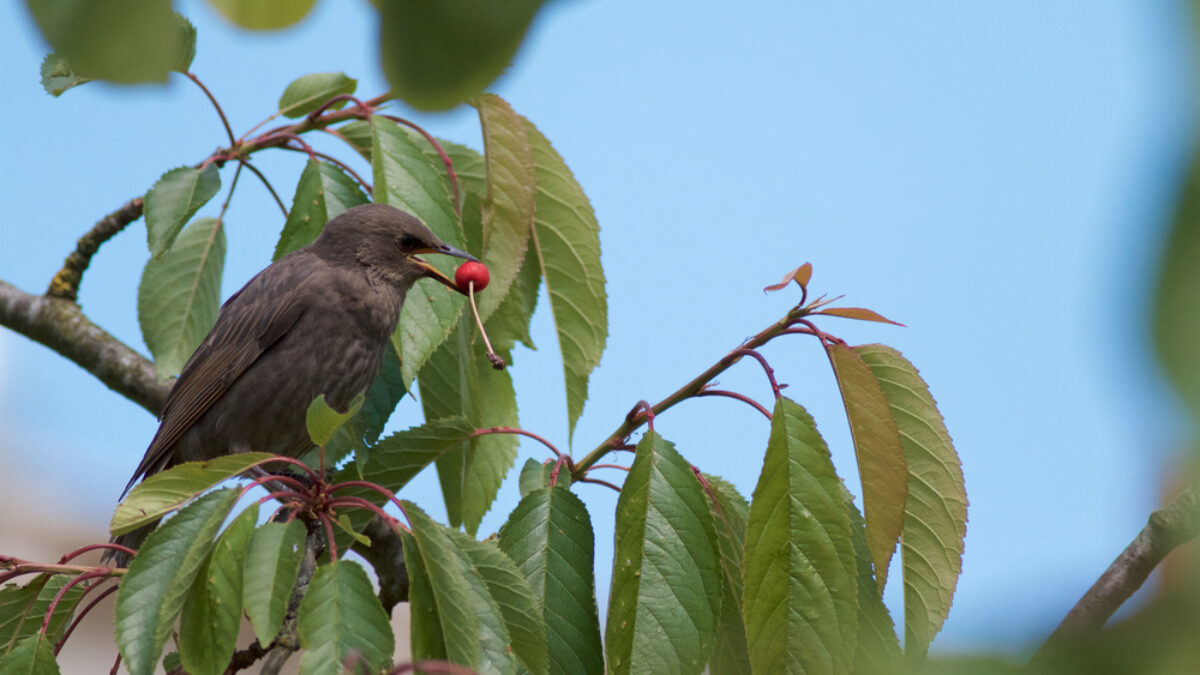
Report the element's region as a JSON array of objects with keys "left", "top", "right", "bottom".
[{"left": 409, "top": 243, "right": 479, "bottom": 294}]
